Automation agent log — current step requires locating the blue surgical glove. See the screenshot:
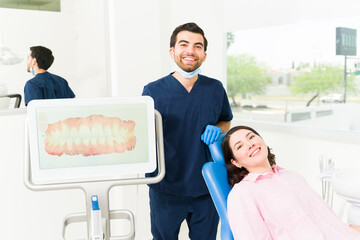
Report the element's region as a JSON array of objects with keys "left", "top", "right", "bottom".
[{"left": 201, "top": 125, "right": 221, "bottom": 146}]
